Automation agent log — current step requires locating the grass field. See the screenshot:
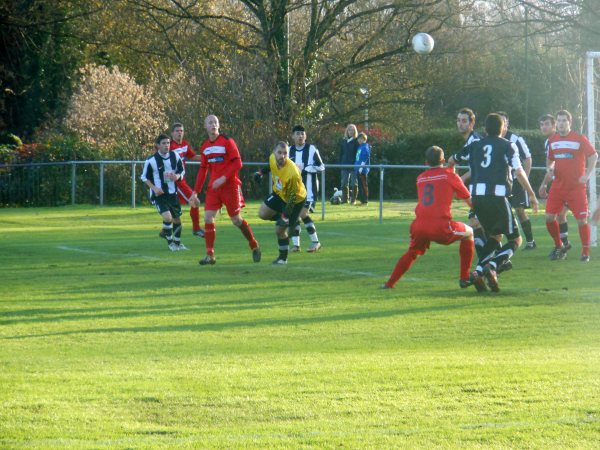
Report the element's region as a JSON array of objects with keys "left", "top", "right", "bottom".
[{"left": 1, "top": 202, "right": 599, "bottom": 448}]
